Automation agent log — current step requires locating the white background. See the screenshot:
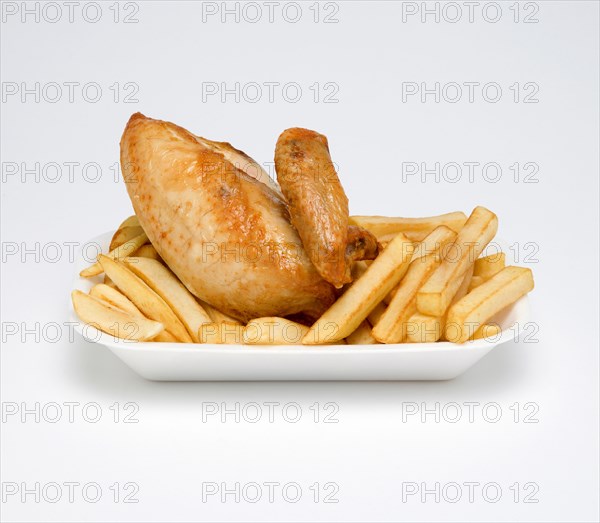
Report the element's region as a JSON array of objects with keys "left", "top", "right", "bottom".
[{"left": 1, "top": 1, "right": 599, "bottom": 521}]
